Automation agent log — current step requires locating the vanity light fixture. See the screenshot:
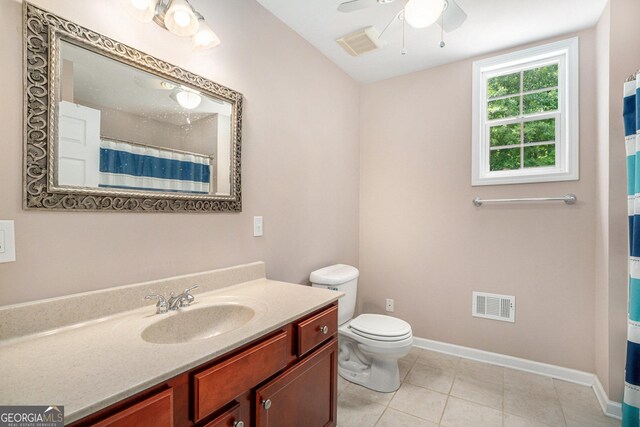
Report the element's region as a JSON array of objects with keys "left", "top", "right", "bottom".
[
  {"left": 123, "top": 0, "right": 221, "bottom": 50},
  {"left": 403, "top": 0, "right": 445, "bottom": 29}
]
